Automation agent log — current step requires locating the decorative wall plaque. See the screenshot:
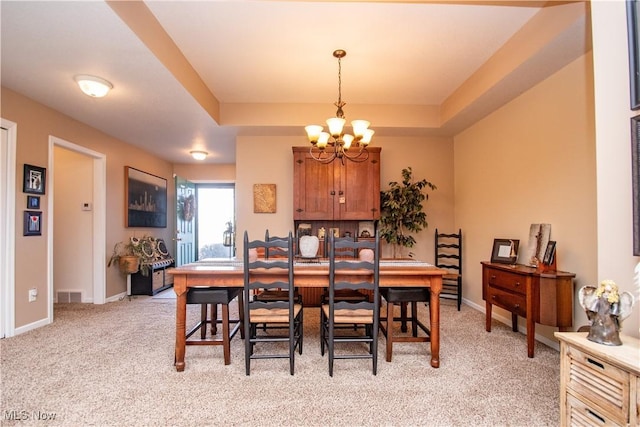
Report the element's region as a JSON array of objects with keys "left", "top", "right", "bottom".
[{"left": 253, "top": 184, "right": 276, "bottom": 213}]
